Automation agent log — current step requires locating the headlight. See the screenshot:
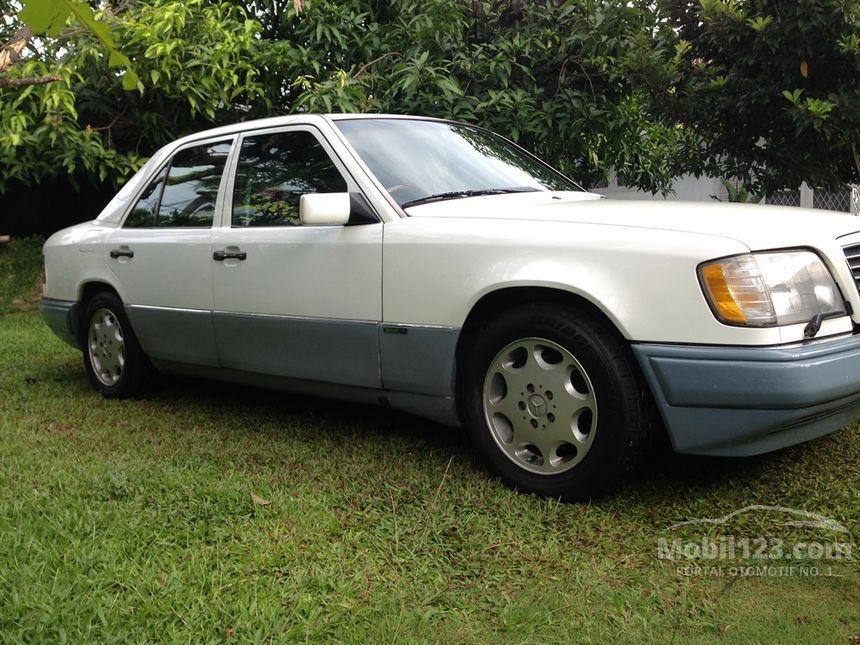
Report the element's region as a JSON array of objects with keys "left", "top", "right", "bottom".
[{"left": 699, "top": 250, "right": 845, "bottom": 327}]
